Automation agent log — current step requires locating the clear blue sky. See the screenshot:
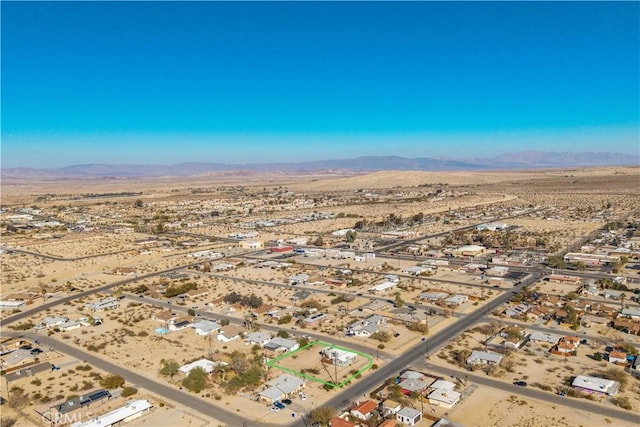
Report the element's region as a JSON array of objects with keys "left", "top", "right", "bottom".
[{"left": 2, "top": 1, "right": 638, "bottom": 168}]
